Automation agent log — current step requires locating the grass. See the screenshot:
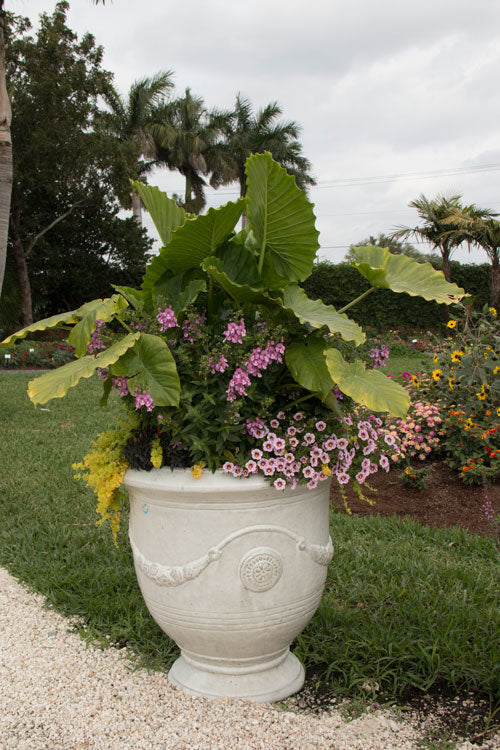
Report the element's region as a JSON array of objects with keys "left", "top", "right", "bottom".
[{"left": 0, "top": 372, "right": 499, "bottom": 702}]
